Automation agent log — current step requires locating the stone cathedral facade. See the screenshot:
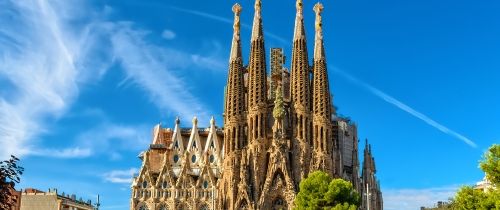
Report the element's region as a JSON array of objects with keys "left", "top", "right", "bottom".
[{"left": 130, "top": 1, "right": 383, "bottom": 210}]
